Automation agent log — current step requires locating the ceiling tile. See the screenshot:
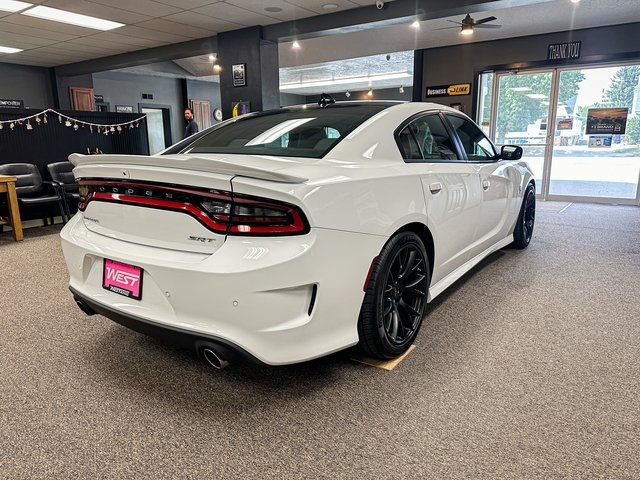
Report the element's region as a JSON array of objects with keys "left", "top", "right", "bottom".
[
  {"left": 114, "top": 25, "right": 193, "bottom": 42},
  {"left": 1, "top": 12, "right": 98, "bottom": 36},
  {"left": 0, "top": 31, "right": 54, "bottom": 48},
  {"left": 225, "top": 0, "right": 317, "bottom": 21},
  {"left": 161, "top": 10, "right": 242, "bottom": 32},
  {"left": 0, "top": 19, "right": 79, "bottom": 41},
  {"left": 88, "top": 31, "right": 168, "bottom": 48},
  {"left": 86, "top": 0, "right": 182, "bottom": 17},
  {"left": 154, "top": 0, "right": 223, "bottom": 9},
  {"left": 135, "top": 18, "right": 217, "bottom": 38},
  {"left": 42, "top": 0, "right": 153, "bottom": 24},
  {"left": 285, "top": 0, "right": 359, "bottom": 15},
  {"left": 192, "top": 3, "right": 280, "bottom": 26}
]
